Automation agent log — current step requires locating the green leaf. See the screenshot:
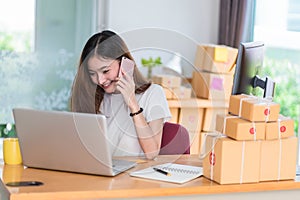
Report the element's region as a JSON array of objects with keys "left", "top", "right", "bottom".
[
  {"left": 141, "top": 56, "right": 162, "bottom": 68},
  {"left": 154, "top": 57, "right": 162, "bottom": 65}
]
